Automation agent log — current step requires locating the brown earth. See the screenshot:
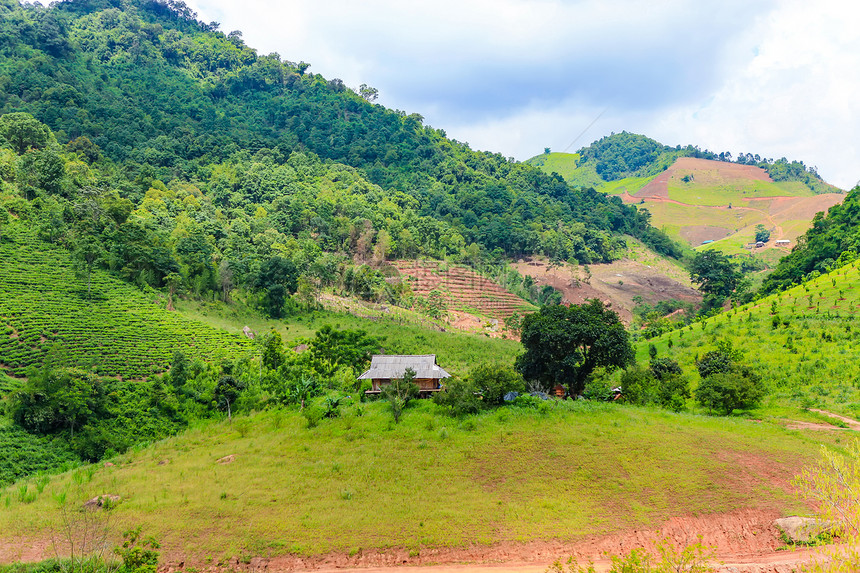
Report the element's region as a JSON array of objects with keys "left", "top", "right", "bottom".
[
  {"left": 512, "top": 258, "right": 700, "bottom": 324},
  {"left": 635, "top": 158, "right": 772, "bottom": 201}
]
